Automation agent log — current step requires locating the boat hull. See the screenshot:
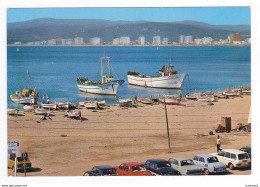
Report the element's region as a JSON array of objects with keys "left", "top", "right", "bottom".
[
  {"left": 41, "top": 102, "right": 57, "bottom": 110},
  {"left": 127, "top": 74, "right": 186, "bottom": 89},
  {"left": 10, "top": 96, "right": 38, "bottom": 104},
  {"left": 77, "top": 81, "right": 123, "bottom": 95}
]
